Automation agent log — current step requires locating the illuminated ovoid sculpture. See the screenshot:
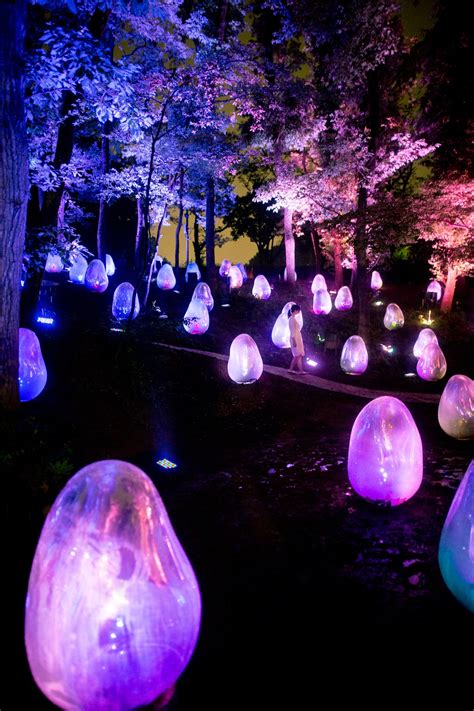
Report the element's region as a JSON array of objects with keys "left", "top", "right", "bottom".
[
  {"left": 426, "top": 279, "right": 442, "bottom": 302},
  {"left": 192, "top": 282, "right": 214, "bottom": 311},
  {"left": 438, "top": 460, "right": 474, "bottom": 613},
  {"left": 252, "top": 275, "right": 271, "bottom": 300},
  {"left": 85, "top": 259, "right": 109, "bottom": 293},
  {"left": 25, "top": 460, "right": 201, "bottom": 710},
  {"left": 413, "top": 328, "right": 438, "bottom": 358},
  {"left": 416, "top": 341, "right": 447, "bottom": 381},
  {"left": 371, "top": 270, "right": 383, "bottom": 290},
  {"left": 45, "top": 253, "right": 63, "bottom": 273},
  {"left": 183, "top": 298, "right": 209, "bottom": 334},
  {"left": 348, "top": 396, "right": 423, "bottom": 506},
  {"left": 383, "top": 303, "right": 404, "bottom": 330},
  {"left": 227, "top": 334, "right": 263, "bottom": 384},
  {"left": 18, "top": 328, "right": 47, "bottom": 402},
  {"left": 219, "top": 259, "right": 231, "bottom": 277},
  {"left": 271, "top": 312, "right": 292, "bottom": 349},
  {"left": 156, "top": 264, "right": 176, "bottom": 290},
  {"left": 311, "top": 274, "right": 327, "bottom": 294},
  {"left": 237, "top": 263, "right": 247, "bottom": 282},
  {"left": 105, "top": 254, "right": 116, "bottom": 276},
  {"left": 228, "top": 265, "right": 243, "bottom": 289},
  {"left": 185, "top": 262, "right": 201, "bottom": 282},
  {"left": 335, "top": 286, "right": 353, "bottom": 311},
  {"left": 438, "top": 375, "right": 474, "bottom": 440},
  {"left": 283, "top": 268, "right": 297, "bottom": 281},
  {"left": 69, "top": 253, "right": 88, "bottom": 284},
  {"left": 340, "top": 336, "right": 368, "bottom": 375},
  {"left": 112, "top": 282, "right": 140, "bottom": 321},
  {"left": 312, "top": 289, "right": 332, "bottom": 315}
]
